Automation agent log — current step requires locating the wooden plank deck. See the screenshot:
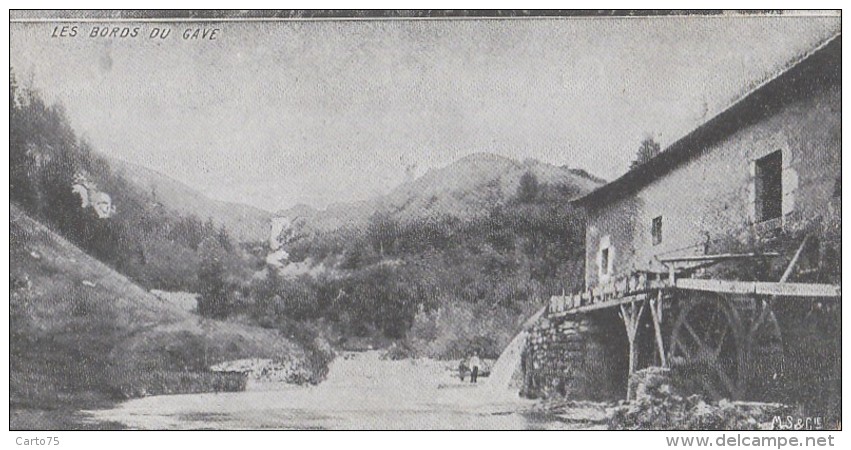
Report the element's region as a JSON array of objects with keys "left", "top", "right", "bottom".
[
  {"left": 548, "top": 278, "right": 841, "bottom": 318},
  {"left": 676, "top": 278, "right": 841, "bottom": 298},
  {"left": 657, "top": 252, "right": 781, "bottom": 263}
]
